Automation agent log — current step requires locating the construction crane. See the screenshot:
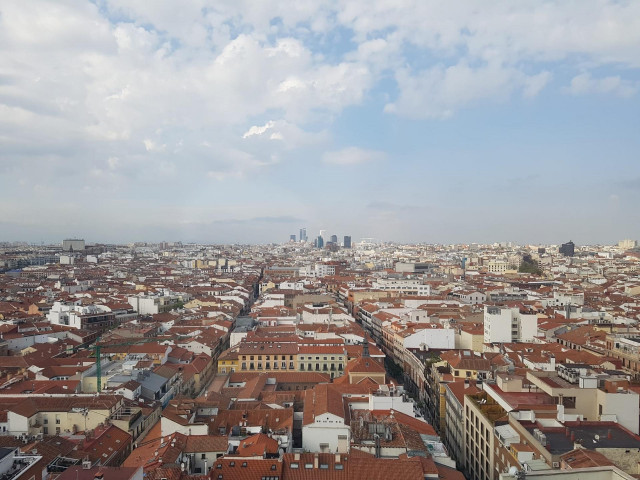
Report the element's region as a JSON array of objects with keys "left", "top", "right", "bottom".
[{"left": 75, "top": 337, "right": 167, "bottom": 393}]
